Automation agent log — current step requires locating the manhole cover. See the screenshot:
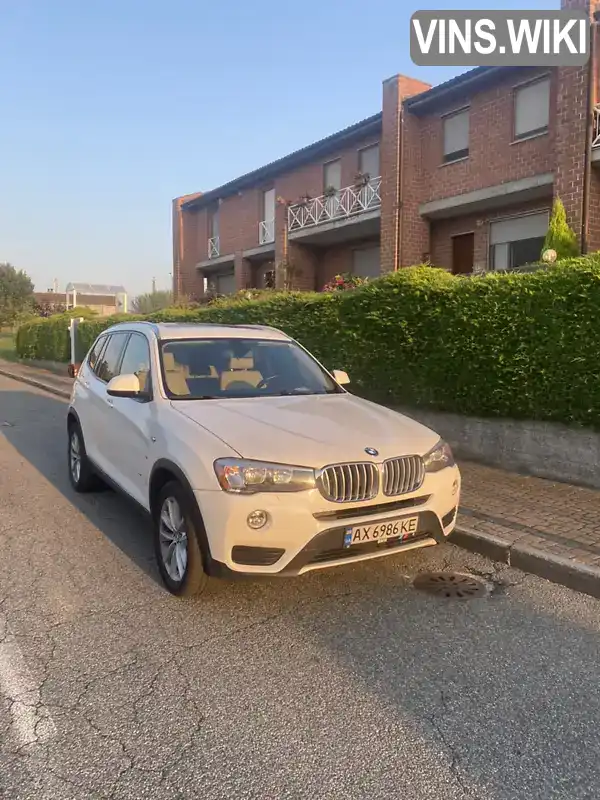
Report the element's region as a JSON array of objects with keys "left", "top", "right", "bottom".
[{"left": 413, "top": 572, "right": 489, "bottom": 599}]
